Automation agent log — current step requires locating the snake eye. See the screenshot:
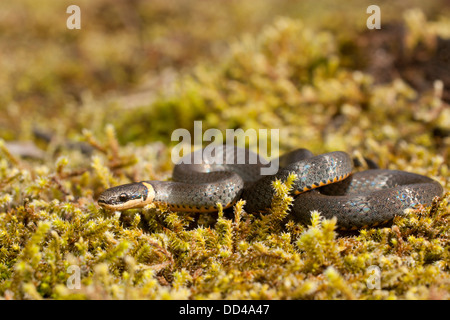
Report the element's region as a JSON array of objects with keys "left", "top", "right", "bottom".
[{"left": 119, "top": 193, "right": 128, "bottom": 202}]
